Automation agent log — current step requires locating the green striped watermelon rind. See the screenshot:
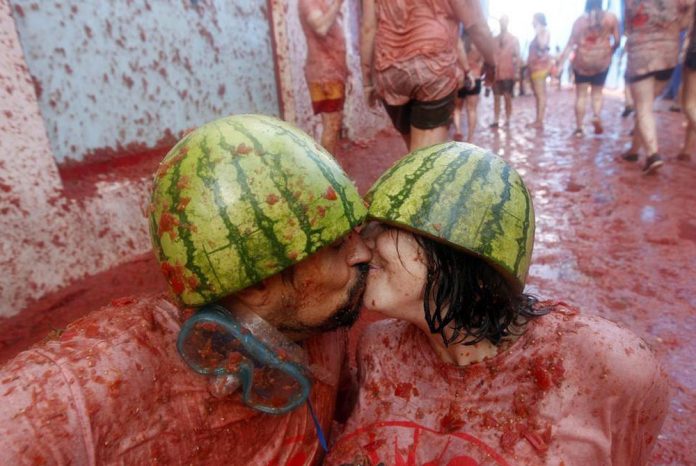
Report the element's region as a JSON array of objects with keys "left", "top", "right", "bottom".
[
  {"left": 149, "top": 114, "right": 367, "bottom": 306},
  {"left": 365, "top": 142, "right": 534, "bottom": 292}
]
